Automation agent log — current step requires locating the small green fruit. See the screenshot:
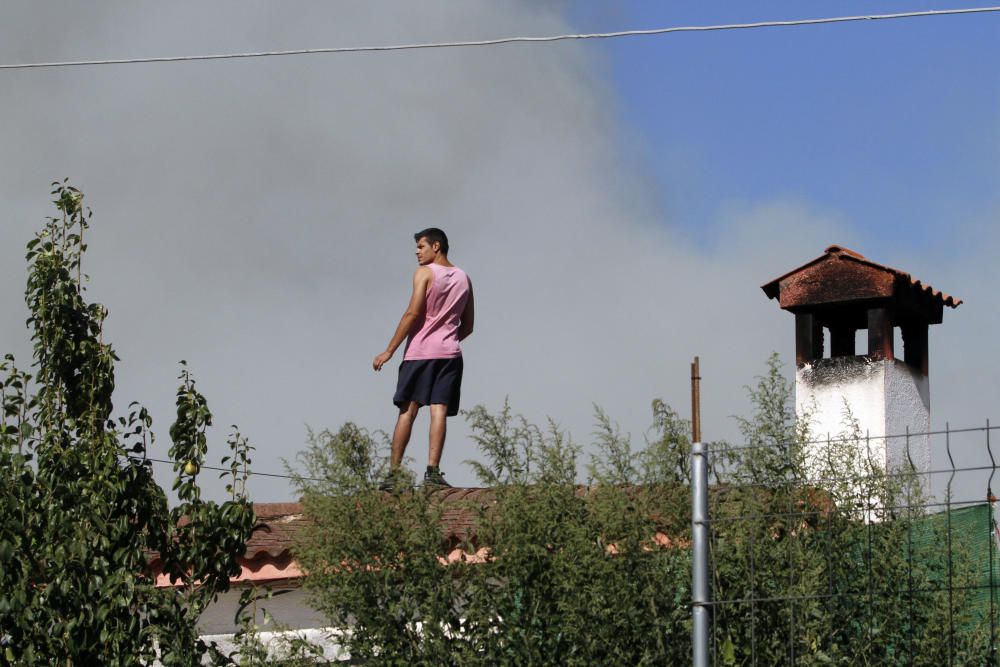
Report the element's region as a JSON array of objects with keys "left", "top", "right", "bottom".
[{"left": 183, "top": 460, "right": 199, "bottom": 476}]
